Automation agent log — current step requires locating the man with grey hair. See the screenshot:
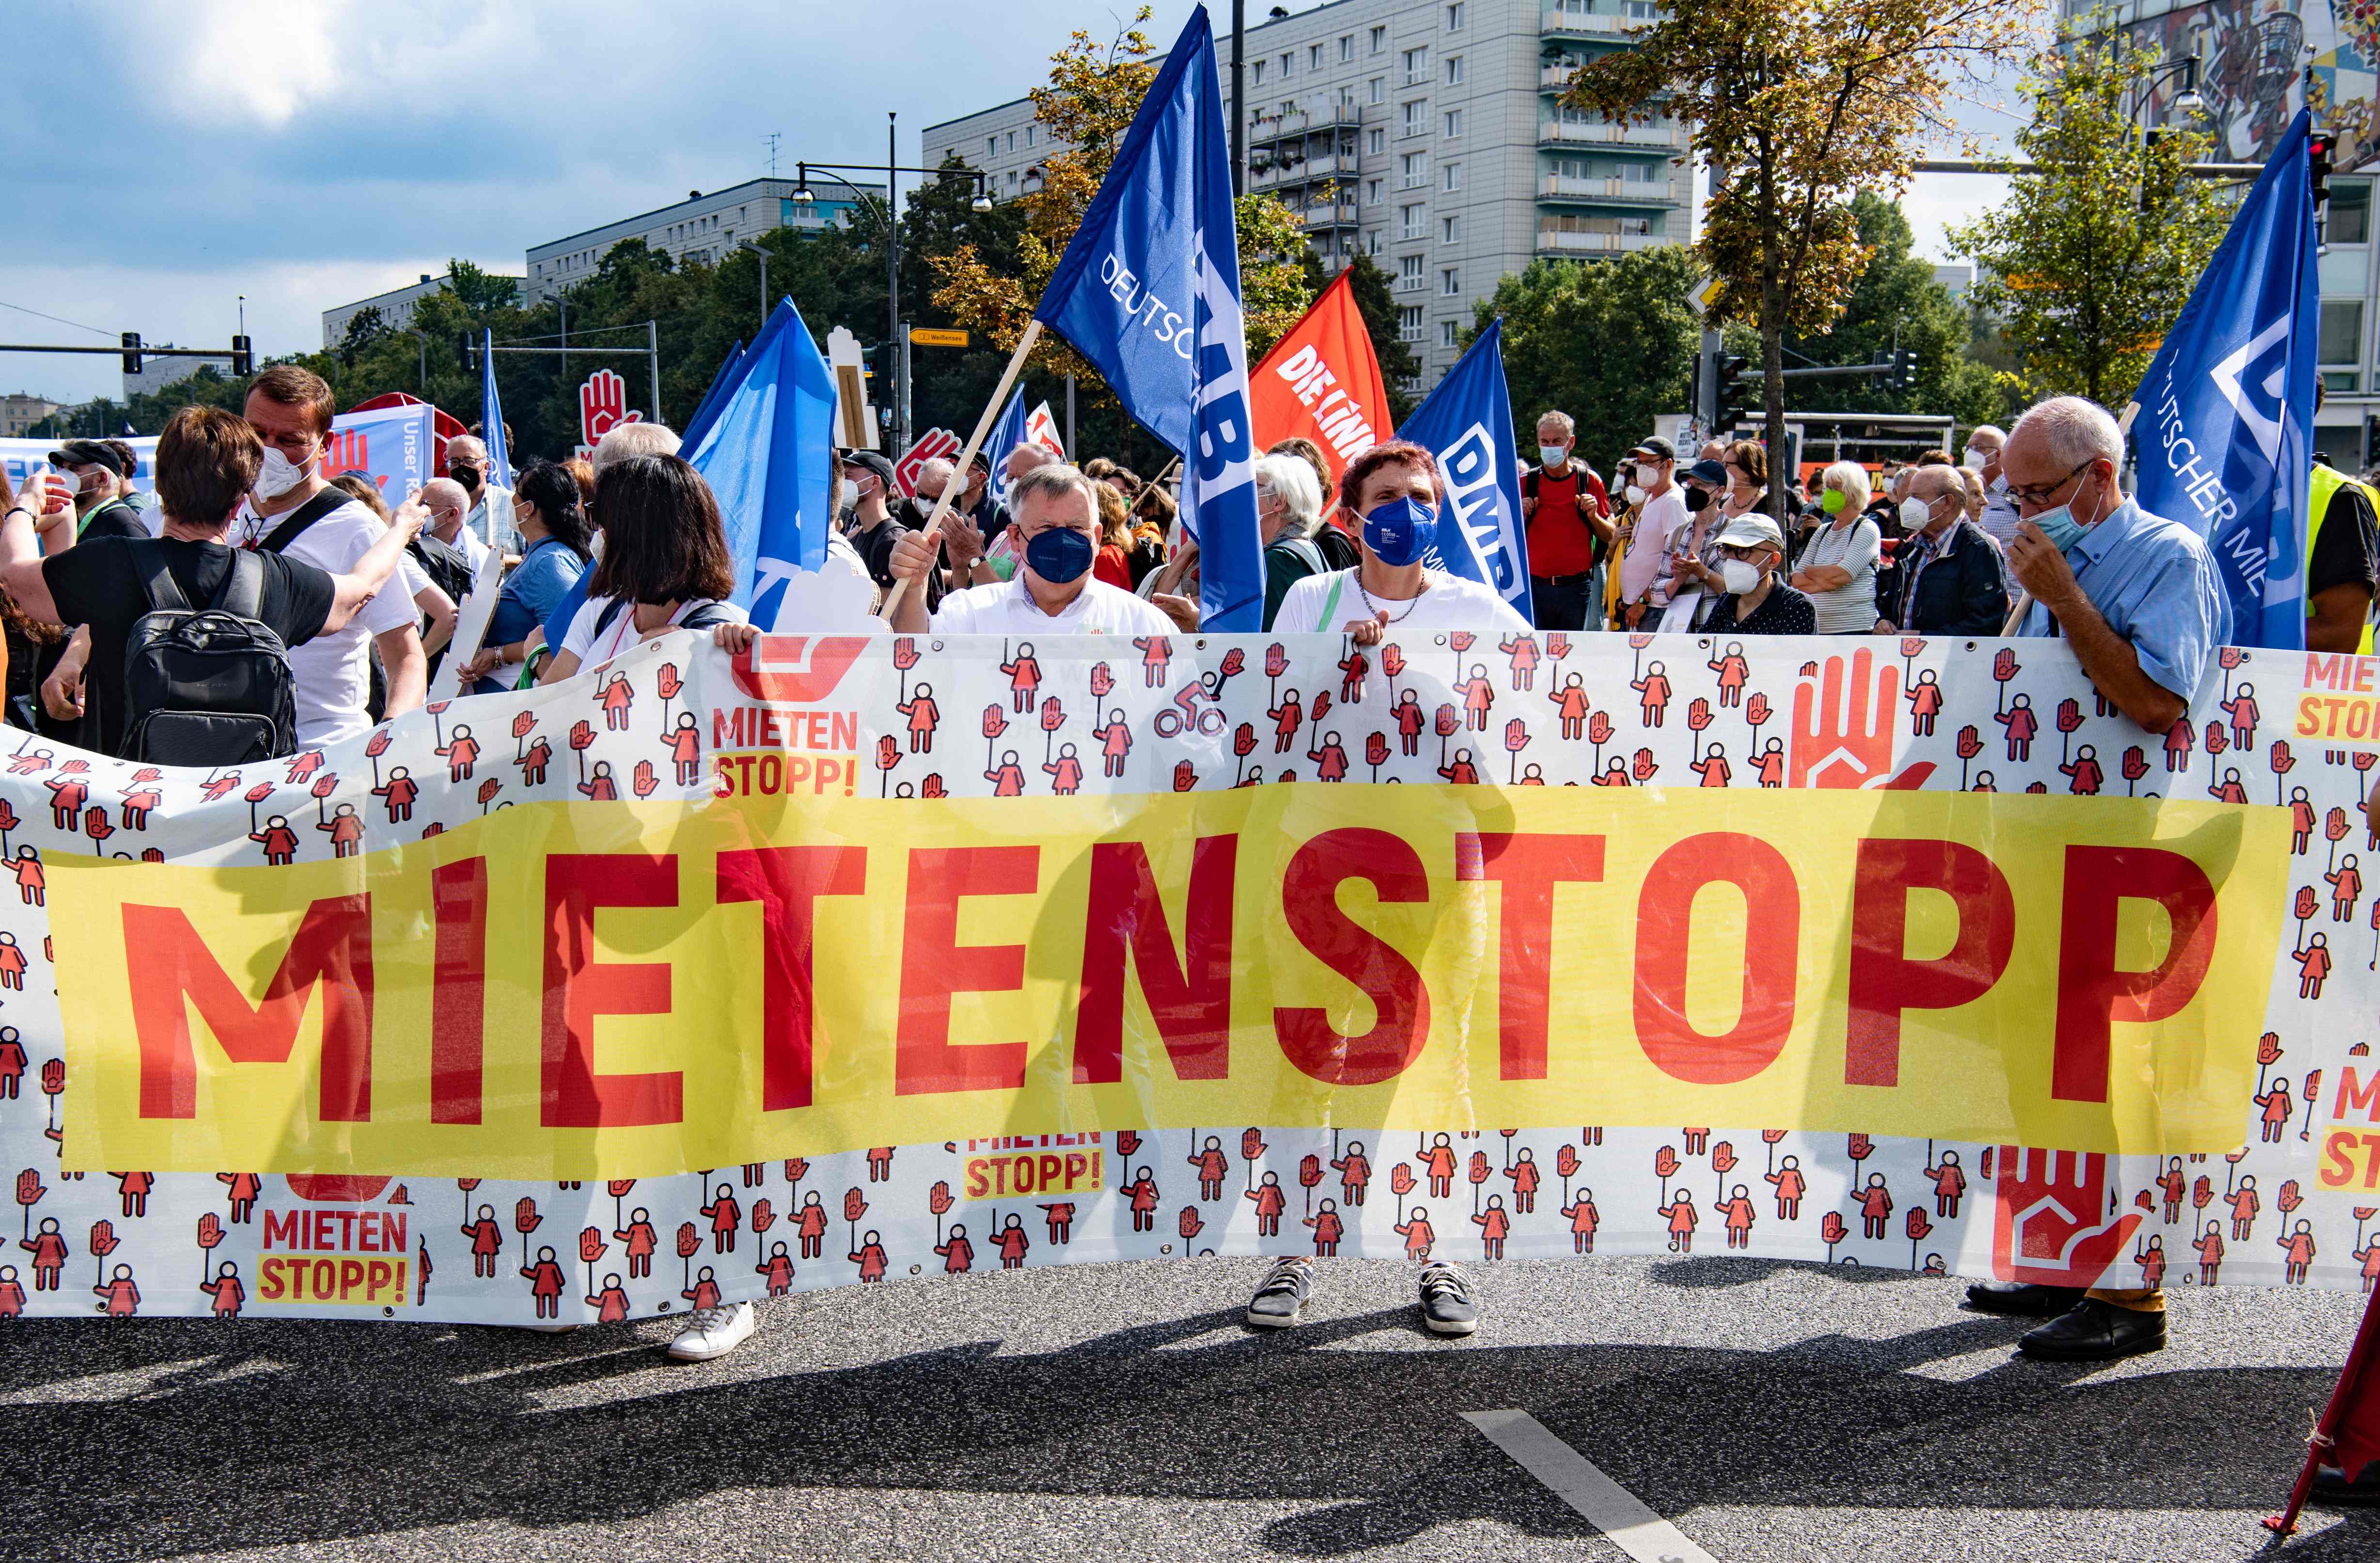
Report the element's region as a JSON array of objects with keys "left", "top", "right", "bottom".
[
  {"left": 886, "top": 463, "right": 1174, "bottom": 637},
  {"left": 1523, "top": 409, "right": 1613, "bottom": 631},
  {"left": 1963, "top": 422, "right": 2020, "bottom": 548},
  {"left": 590, "top": 421, "right": 682, "bottom": 472},
  {"left": 1967, "top": 392, "right": 2228, "bottom": 1365},
  {"left": 1877, "top": 461, "right": 2008, "bottom": 634}
]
